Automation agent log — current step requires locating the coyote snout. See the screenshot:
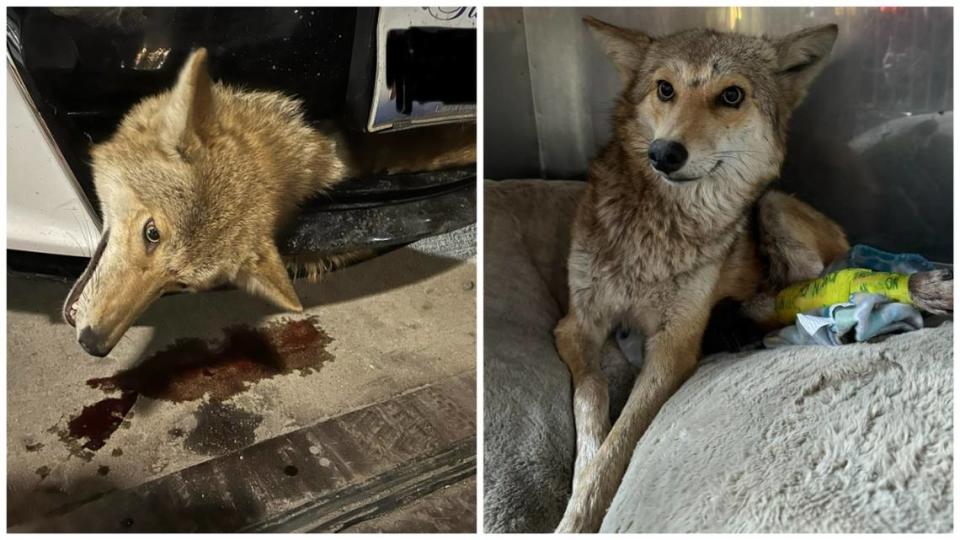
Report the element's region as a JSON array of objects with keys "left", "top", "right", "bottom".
[
  {"left": 64, "top": 228, "right": 184, "bottom": 357},
  {"left": 647, "top": 139, "right": 688, "bottom": 176}
]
